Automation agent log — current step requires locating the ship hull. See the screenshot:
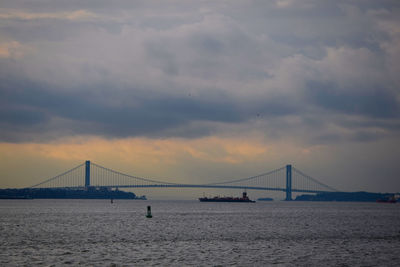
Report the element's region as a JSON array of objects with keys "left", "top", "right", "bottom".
[{"left": 199, "top": 198, "right": 255, "bottom": 203}]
